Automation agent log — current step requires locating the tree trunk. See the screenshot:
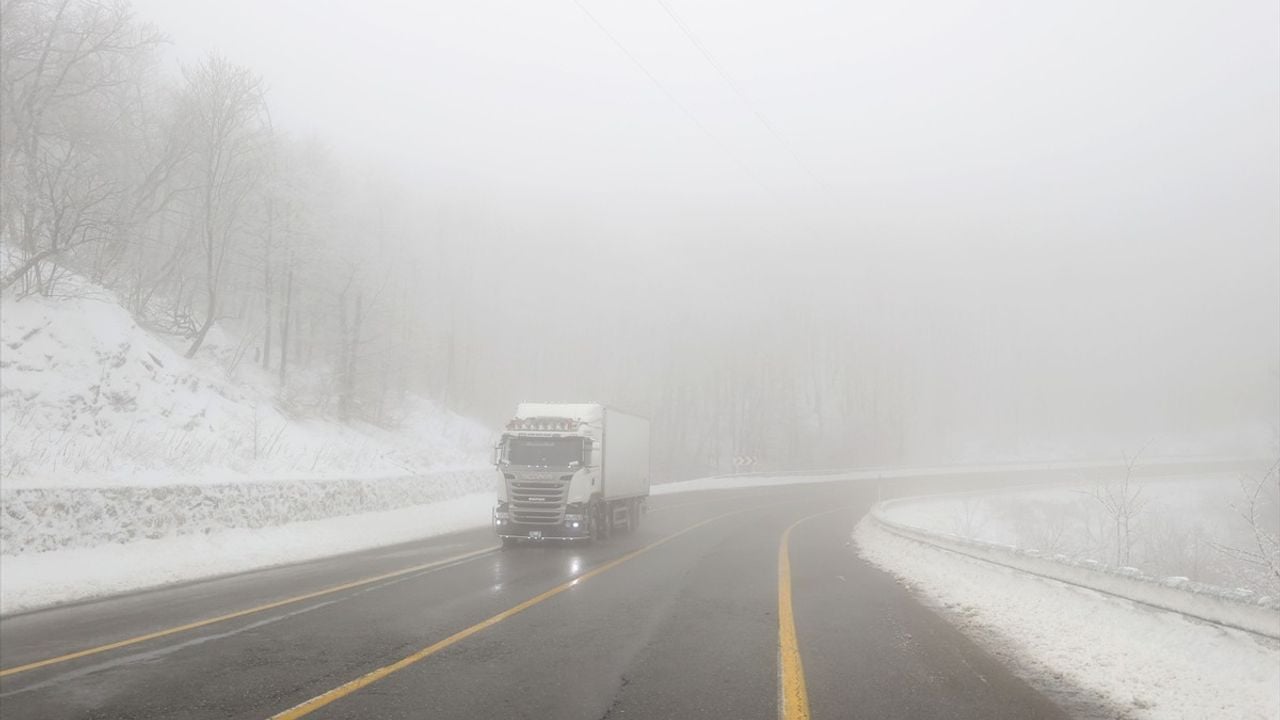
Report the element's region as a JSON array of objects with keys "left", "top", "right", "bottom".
[
  {"left": 337, "top": 287, "right": 363, "bottom": 421},
  {"left": 279, "top": 266, "right": 292, "bottom": 386},
  {"left": 0, "top": 247, "right": 61, "bottom": 291},
  {"left": 186, "top": 262, "right": 217, "bottom": 358},
  {"left": 187, "top": 309, "right": 216, "bottom": 359},
  {"left": 337, "top": 289, "right": 350, "bottom": 420},
  {"left": 262, "top": 198, "right": 273, "bottom": 370},
  {"left": 348, "top": 291, "right": 363, "bottom": 414},
  {"left": 186, "top": 178, "right": 218, "bottom": 358}
]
